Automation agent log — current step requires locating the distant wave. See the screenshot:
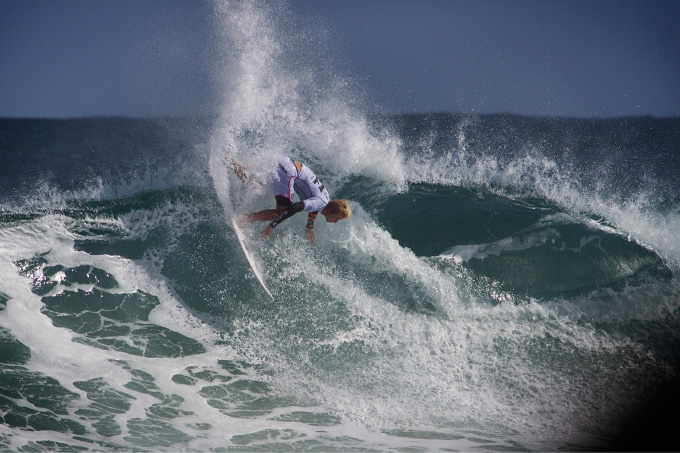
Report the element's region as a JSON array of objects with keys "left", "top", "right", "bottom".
[{"left": 1, "top": 0, "right": 679, "bottom": 449}]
